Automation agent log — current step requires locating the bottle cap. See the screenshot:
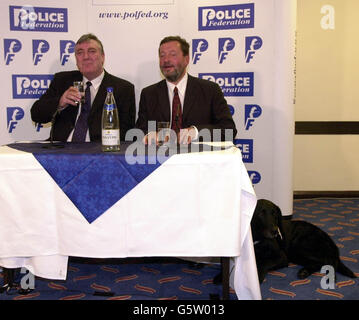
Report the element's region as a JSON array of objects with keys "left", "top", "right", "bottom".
[{"left": 107, "top": 87, "right": 113, "bottom": 92}]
